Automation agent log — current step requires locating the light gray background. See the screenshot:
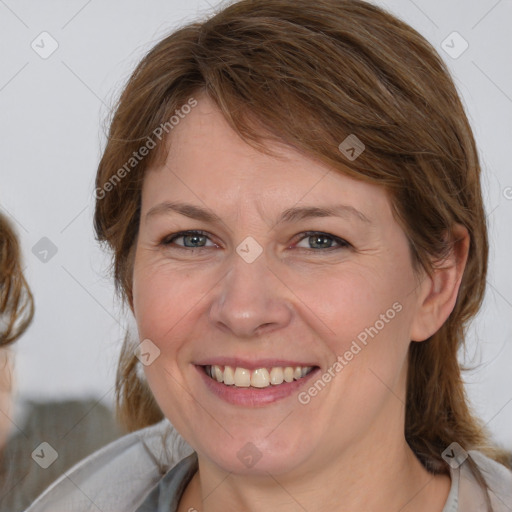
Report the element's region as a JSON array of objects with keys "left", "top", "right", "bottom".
[{"left": 1, "top": 0, "right": 511, "bottom": 449}]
